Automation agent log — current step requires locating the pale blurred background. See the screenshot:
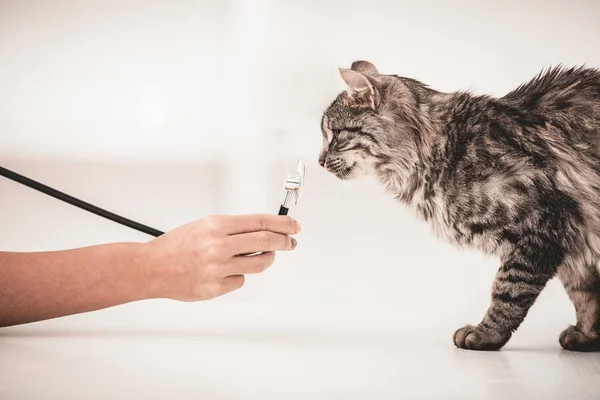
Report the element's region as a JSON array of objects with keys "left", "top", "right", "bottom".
[{"left": 1, "top": 1, "right": 600, "bottom": 399}]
